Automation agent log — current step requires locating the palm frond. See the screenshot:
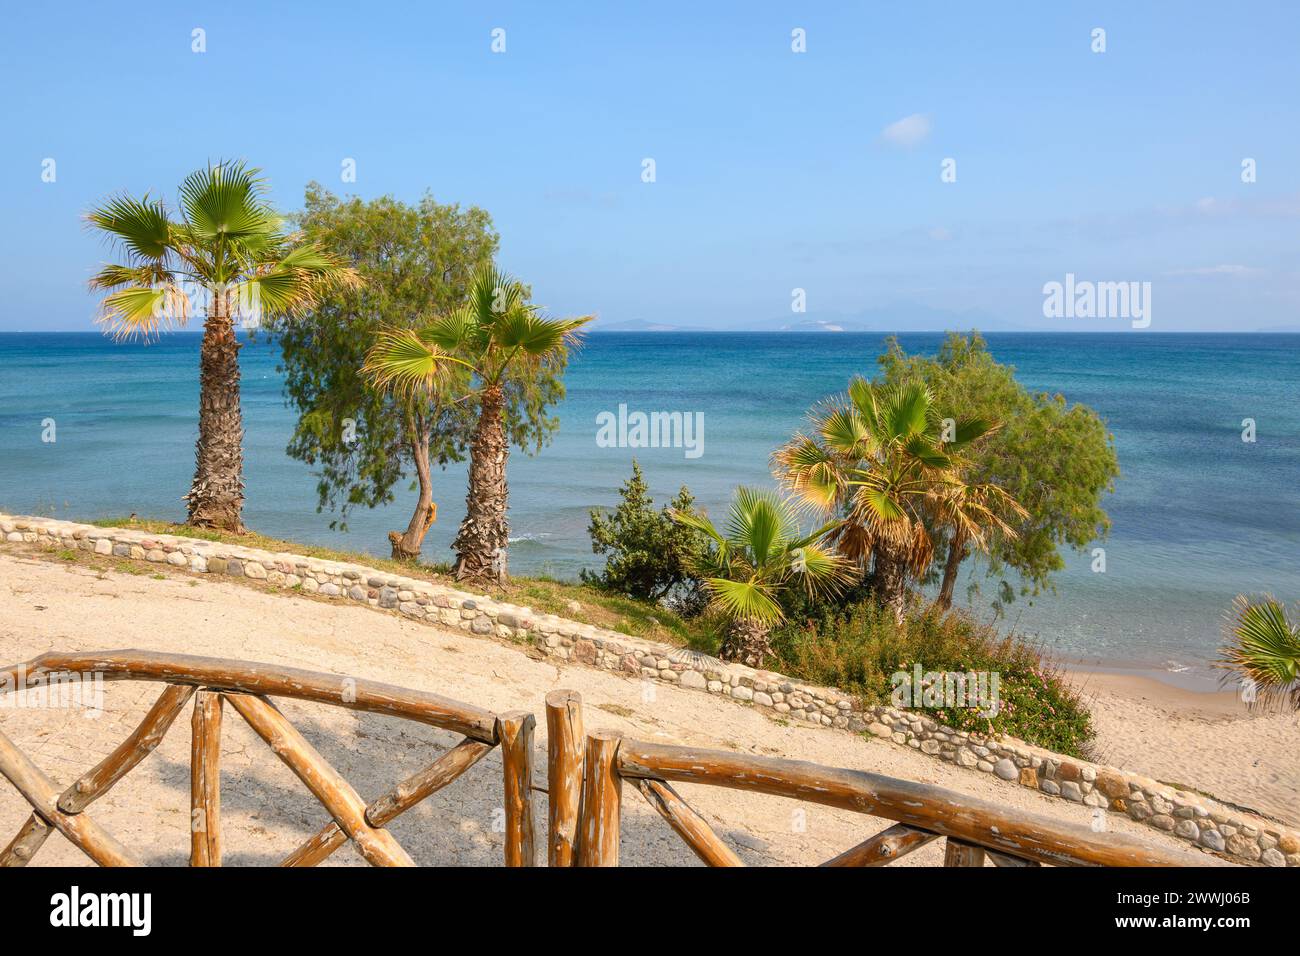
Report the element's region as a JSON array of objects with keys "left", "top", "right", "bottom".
[
  {"left": 879, "top": 381, "right": 933, "bottom": 441},
  {"left": 819, "top": 405, "right": 870, "bottom": 456},
  {"left": 785, "top": 540, "right": 855, "bottom": 599},
  {"left": 361, "top": 327, "right": 474, "bottom": 397},
  {"left": 1216, "top": 595, "right": 1300, "bottom": 710},
  {"left": 943, "top": 416, "right": 998, "bottom": 449},
  {"left": 703, "top": 577, "right": 785, "bottom": 626},
  {"left": 95, "top": 283, "right": 190, "bottom": 339},
  {"left": 465, "top": 263, "right": 526, "bottom": 324},
  {"left": 178, "top": 161, "right": 274, "bottom": 244},
  {"left": 494, "top": 310, "right": 591, "bottom": 357},
  {"left": 85, "top": 195, "right": 175, "bottom": 264},
  {"left": 772, "top": 435, "right": 843, "bottom": 511}
]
